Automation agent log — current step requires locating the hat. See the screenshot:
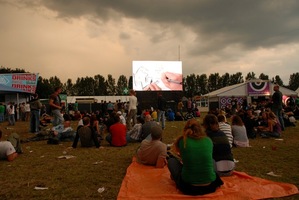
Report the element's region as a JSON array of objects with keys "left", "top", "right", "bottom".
[{"left": 117, "top": 111, "right": 122, "bottom": 115}]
